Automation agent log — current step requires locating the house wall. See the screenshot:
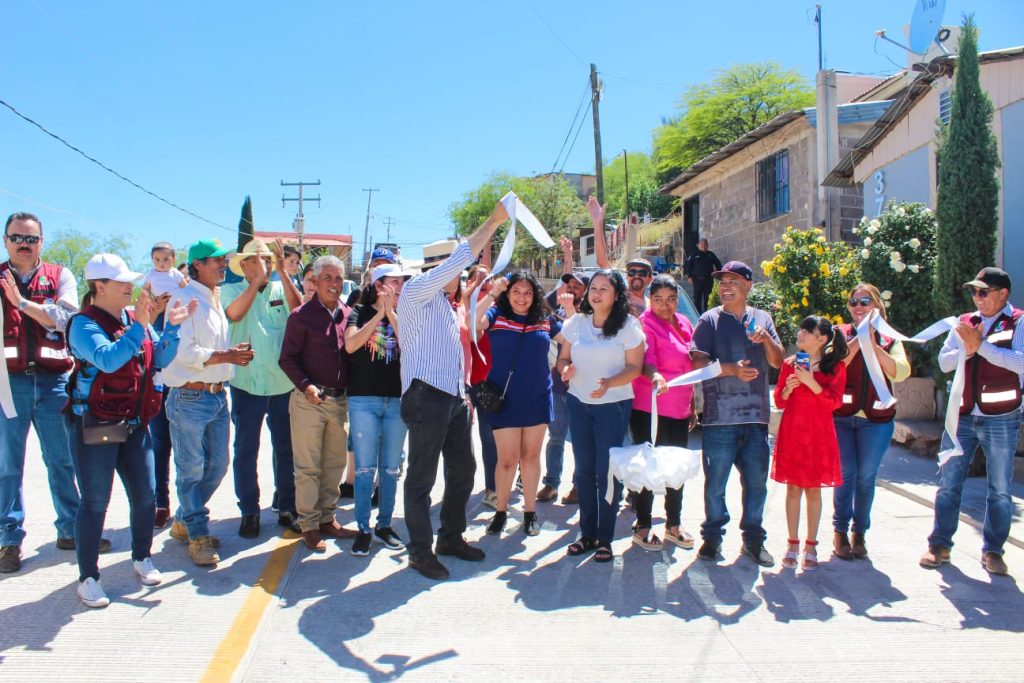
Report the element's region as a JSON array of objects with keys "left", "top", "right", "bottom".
[
  {"left": 861, "top": 145, "right": 932, "bottom": 218},
  {"left": 1001, "top": 99, "right": 1024, "bottom": 292}
]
